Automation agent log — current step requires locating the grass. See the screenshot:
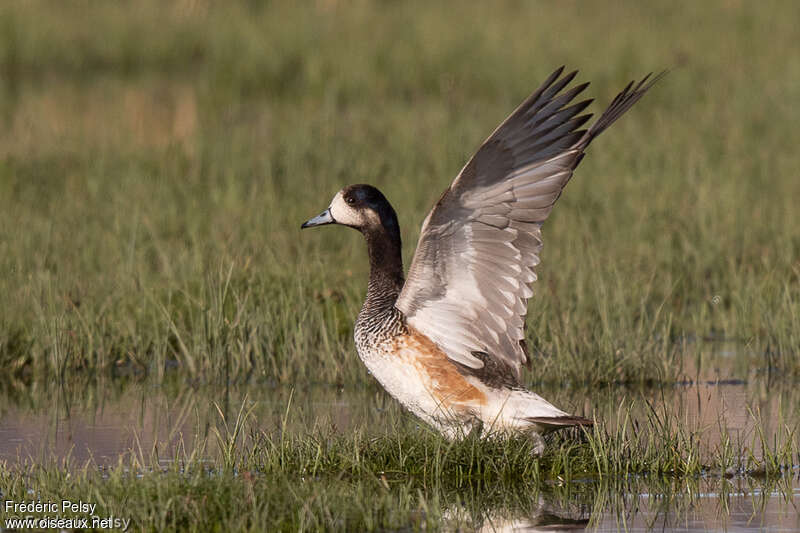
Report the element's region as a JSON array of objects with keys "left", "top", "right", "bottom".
[
  {"left": 1, "top": 395, "right": 797, "bottom": 531},
  {"left": 0, "top": 0, "right": 798, "bottom": 386},
  {"left": 1, "top": 1, "right": 799, "bottom": 530}
]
